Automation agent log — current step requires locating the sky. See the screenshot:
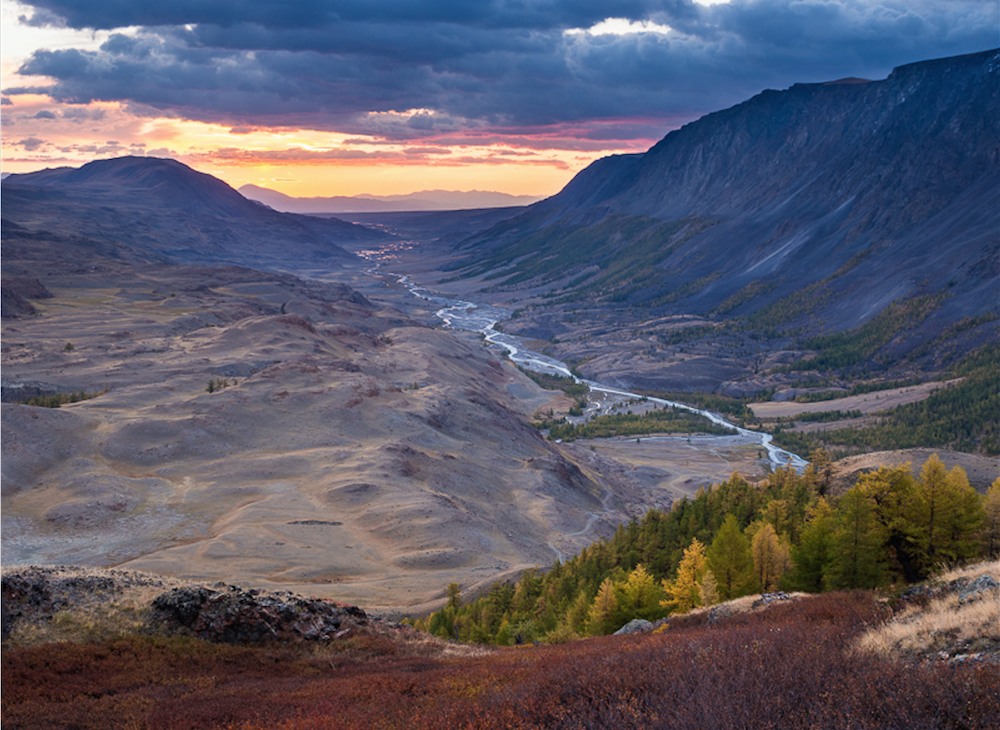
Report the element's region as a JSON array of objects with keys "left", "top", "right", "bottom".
[{"left": 1, "top": 0, "right": 996, "bottom": 198}]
